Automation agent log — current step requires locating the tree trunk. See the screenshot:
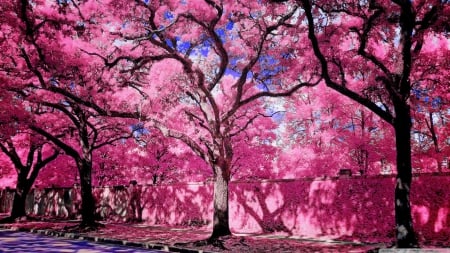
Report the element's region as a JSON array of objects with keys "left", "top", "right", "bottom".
[
  {"left": 78, "top": 160, "right": 96, "bottom": 227},
  {"left": 10, "top": 185, "right": 30, "bottom": 219},
  {"left": 10, "top": 172, "right": 31, "bottom": 219},
  {"left": 393, "top": 103, "right": 418, "bottom": 248},
  {"left": 210, "top": 165, "right": 231, "bottom": 240}
]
